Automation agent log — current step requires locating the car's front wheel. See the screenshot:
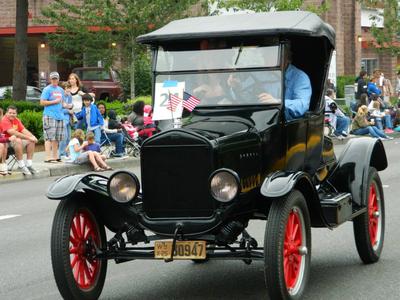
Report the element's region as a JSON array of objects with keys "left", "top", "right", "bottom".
[
  {"left": 264, "top": 190, "right": 311, "bottom": 300},
  {"left": 51, "top": 198, "right": 107, "bottom": 300}
]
